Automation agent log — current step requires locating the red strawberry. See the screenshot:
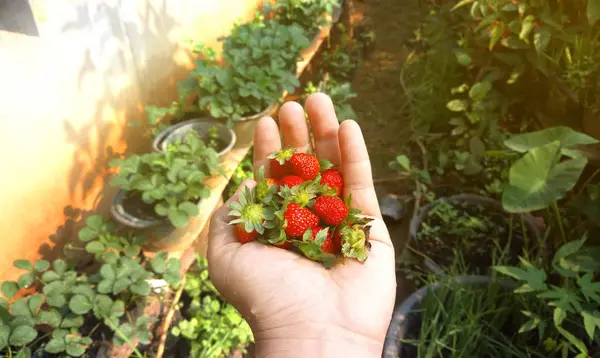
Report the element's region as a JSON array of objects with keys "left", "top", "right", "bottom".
[
  {"left": 321, "top": 168, "right": 344, "bottom": 196},
  {"left": 273, "top": 240, "right": 292, "bottom": 250},
  {"left": 311, "top": 226, "right": 335, "bottom": 254},
  {"left": 279, "top": 175, "right": 304, "bottom": 188},
  {"left": 266, "top": 178, "right": 278, "bottom": 186},
  {"left": 268, "top": 148, "right": 296, "bottom": 179},
  {"left": 283, "top": 203, "right": 319, "bottom": 236},
  {"left": 290, "top": 153, "right": 320, "bottom": 180},
  {"left": 333, "top": 228, "right": 343, "bottom": 252},
  {"left": 313, "top": 196, "right": 348, "bottom": 225},
  {"left": 235, "top": 223, "right": 258, "bottom": 244}
]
